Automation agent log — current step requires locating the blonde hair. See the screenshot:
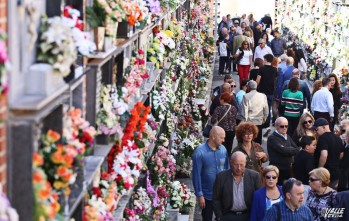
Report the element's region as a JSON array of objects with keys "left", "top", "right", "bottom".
[
  {"left": 295, "top": 112, "right": 315, "bottom": 138},
  {"left": 309, "top": 167, "right": 330, "bottom": 187},
  {"left": 262, "top": 165, "right": 279, "bottom": 177}
]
